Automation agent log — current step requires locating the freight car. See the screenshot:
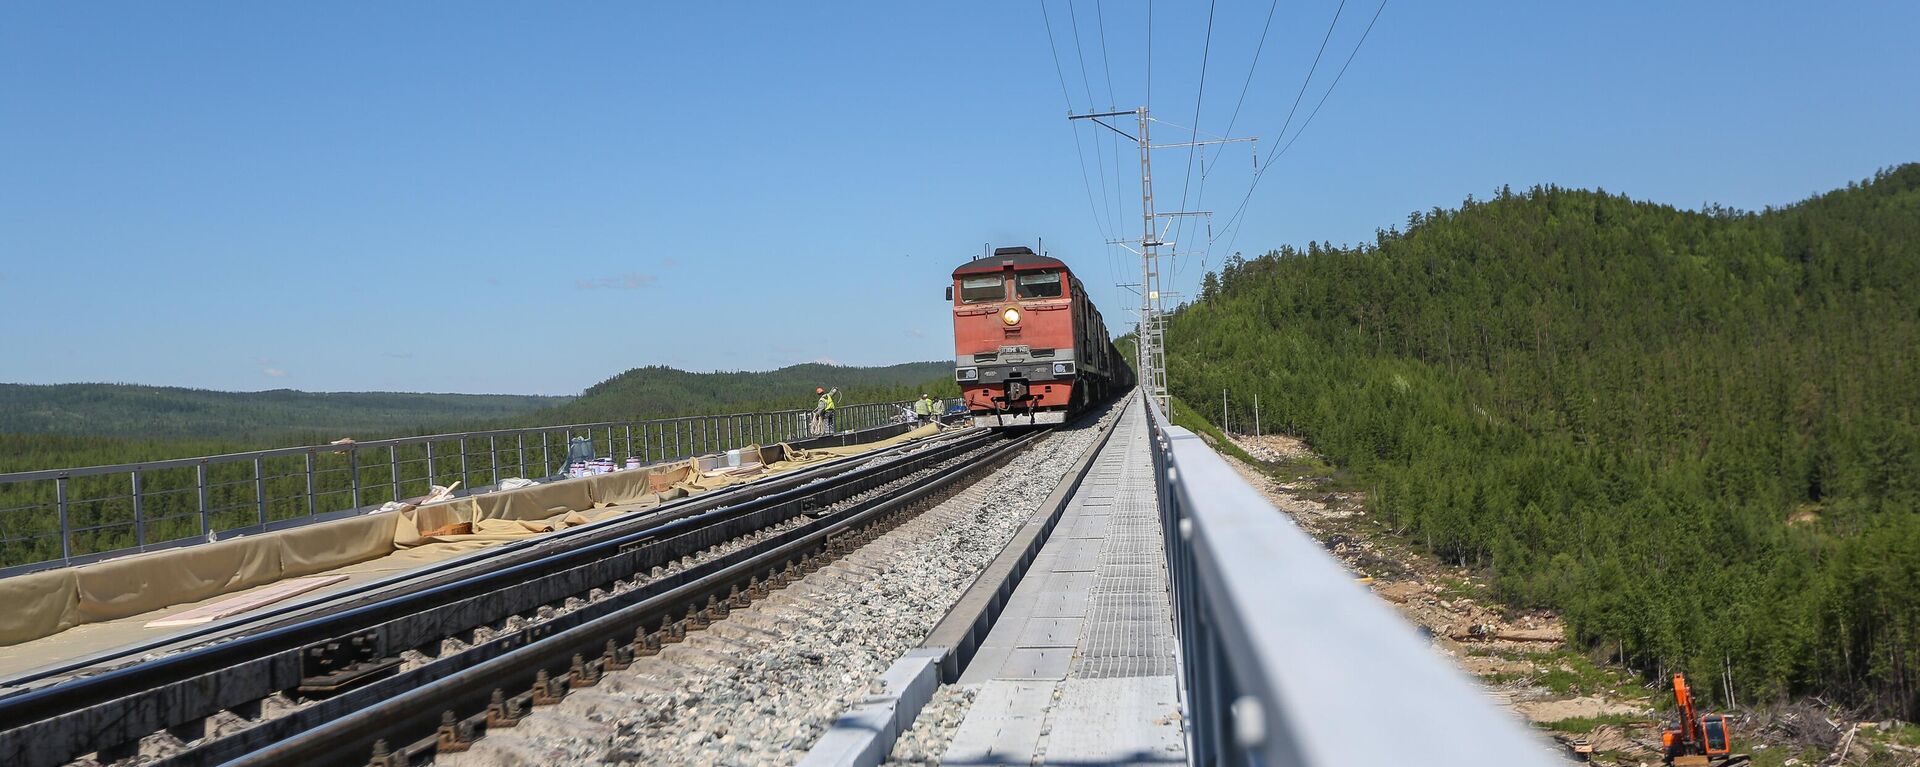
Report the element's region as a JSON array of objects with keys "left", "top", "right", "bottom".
[{"left": 947, "top": 246, "right": 1132, "bottom": 427}]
